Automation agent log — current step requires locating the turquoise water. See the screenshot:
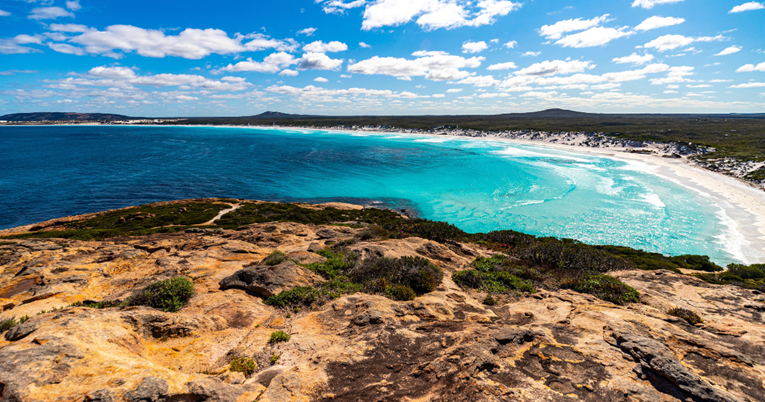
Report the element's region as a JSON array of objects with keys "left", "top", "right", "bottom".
[{"left": 0, "top": 125, "right": 733, "bottom": 263}]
